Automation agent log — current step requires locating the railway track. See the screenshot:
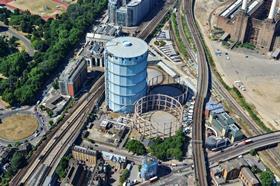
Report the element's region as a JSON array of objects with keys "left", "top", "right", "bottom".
[
  {"left": 179, "top": 0, "right": 210, "bottom": 185},
  {"left": 10, "top": 2, "right": 177, "bottom": 185},
  {"left": 35, "top": 87, "right": 104, "bottom": 186},
  {"left": 178, "top": 0, "right": 280, "bottom": 180},
  {"left": 11, "top": 76, "right": 105, "bottom": 186},
  {"left": 137, "top": 0, "right": 176, "bottom": 40}
]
